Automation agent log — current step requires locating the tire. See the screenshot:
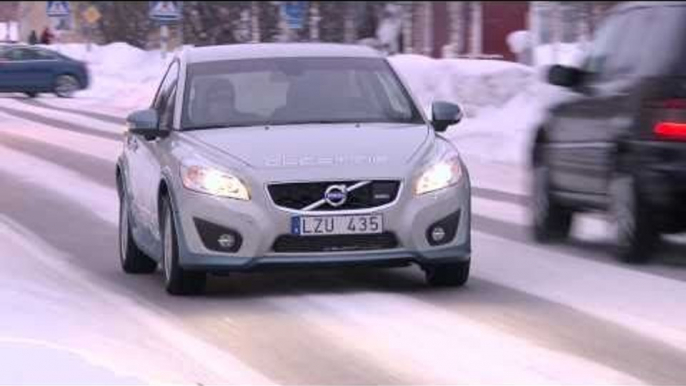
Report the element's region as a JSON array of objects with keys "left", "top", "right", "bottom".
[
  {"left": 53, "top": 75, "right": 79, "bottom": 98},
  {"left": 161, "top": 196, "right": 206, "bottom": 296},
  {"left": 424, "top": 260, "right": 470, "bottom": 287},
  {"left": 531, "top": 164, "right": 573, "bottom": 242},
  {"left": 609, "top": 174, "right": 658, "bottom": 263},
  {"left": 24, "top": 92, "right": 38, "bottom": 98},
  {"left": 119, "top": 190, "right": 157, "bottom": 274}
]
